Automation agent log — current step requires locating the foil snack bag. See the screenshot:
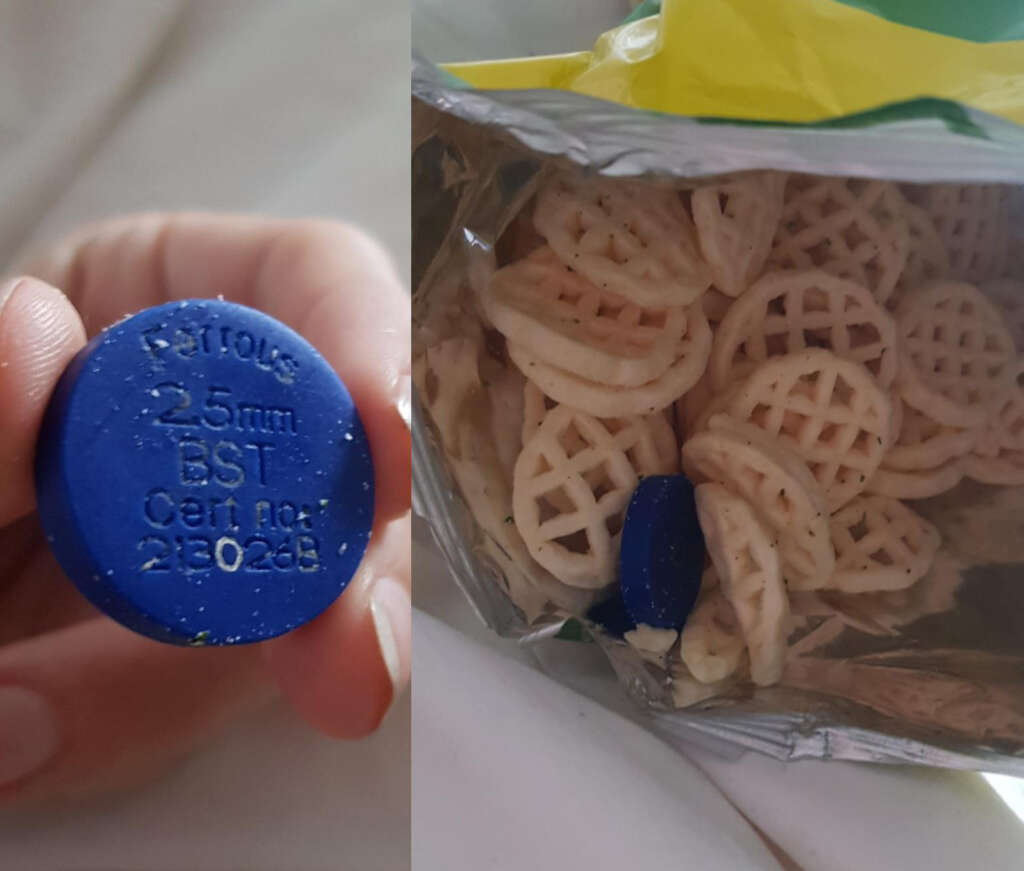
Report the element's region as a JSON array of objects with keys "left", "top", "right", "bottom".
[{"left": 412, "top": 0, "right": 1024, "bottom": 772}]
